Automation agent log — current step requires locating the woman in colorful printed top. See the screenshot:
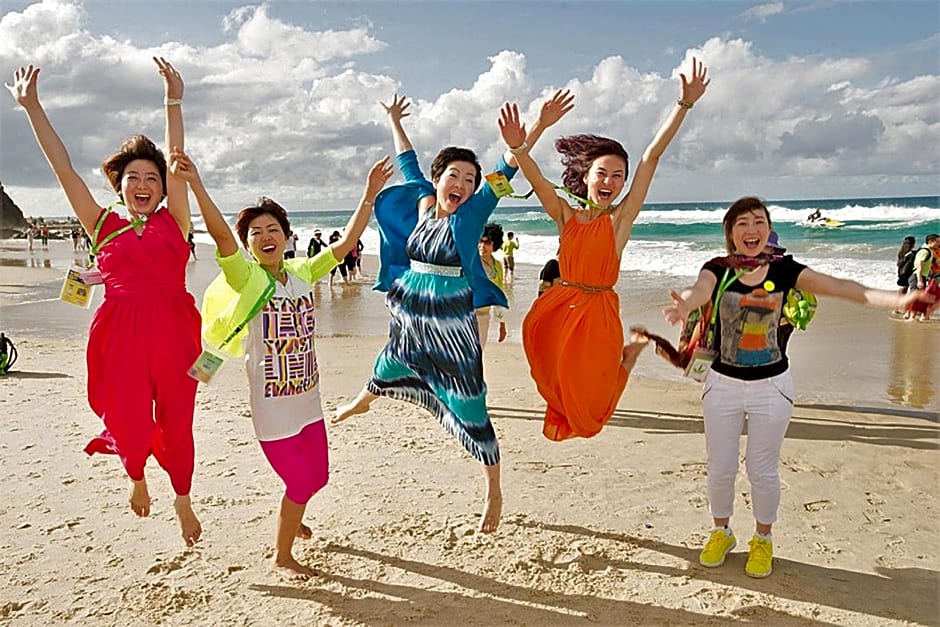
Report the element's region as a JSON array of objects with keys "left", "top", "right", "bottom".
[
  {"left": 169, "top": 149, "right": 392, "bottom": 580},
  {"left": 476, "top": 222, "right": 508, "bottom": 348},
  {"left": 7, "top": 59, "right": 203, "bottom": 546},
  {"left": 333, "top": 91, "right": 572, "bottom": 533},
  {"left": 663, "top": 196, "right": 935, "bottom": 579}
]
